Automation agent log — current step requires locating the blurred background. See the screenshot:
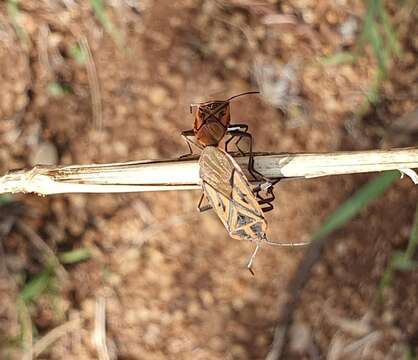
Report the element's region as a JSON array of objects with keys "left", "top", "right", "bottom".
[{"left": 0, "top": 1, "right": 417, "bottom": 359}]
